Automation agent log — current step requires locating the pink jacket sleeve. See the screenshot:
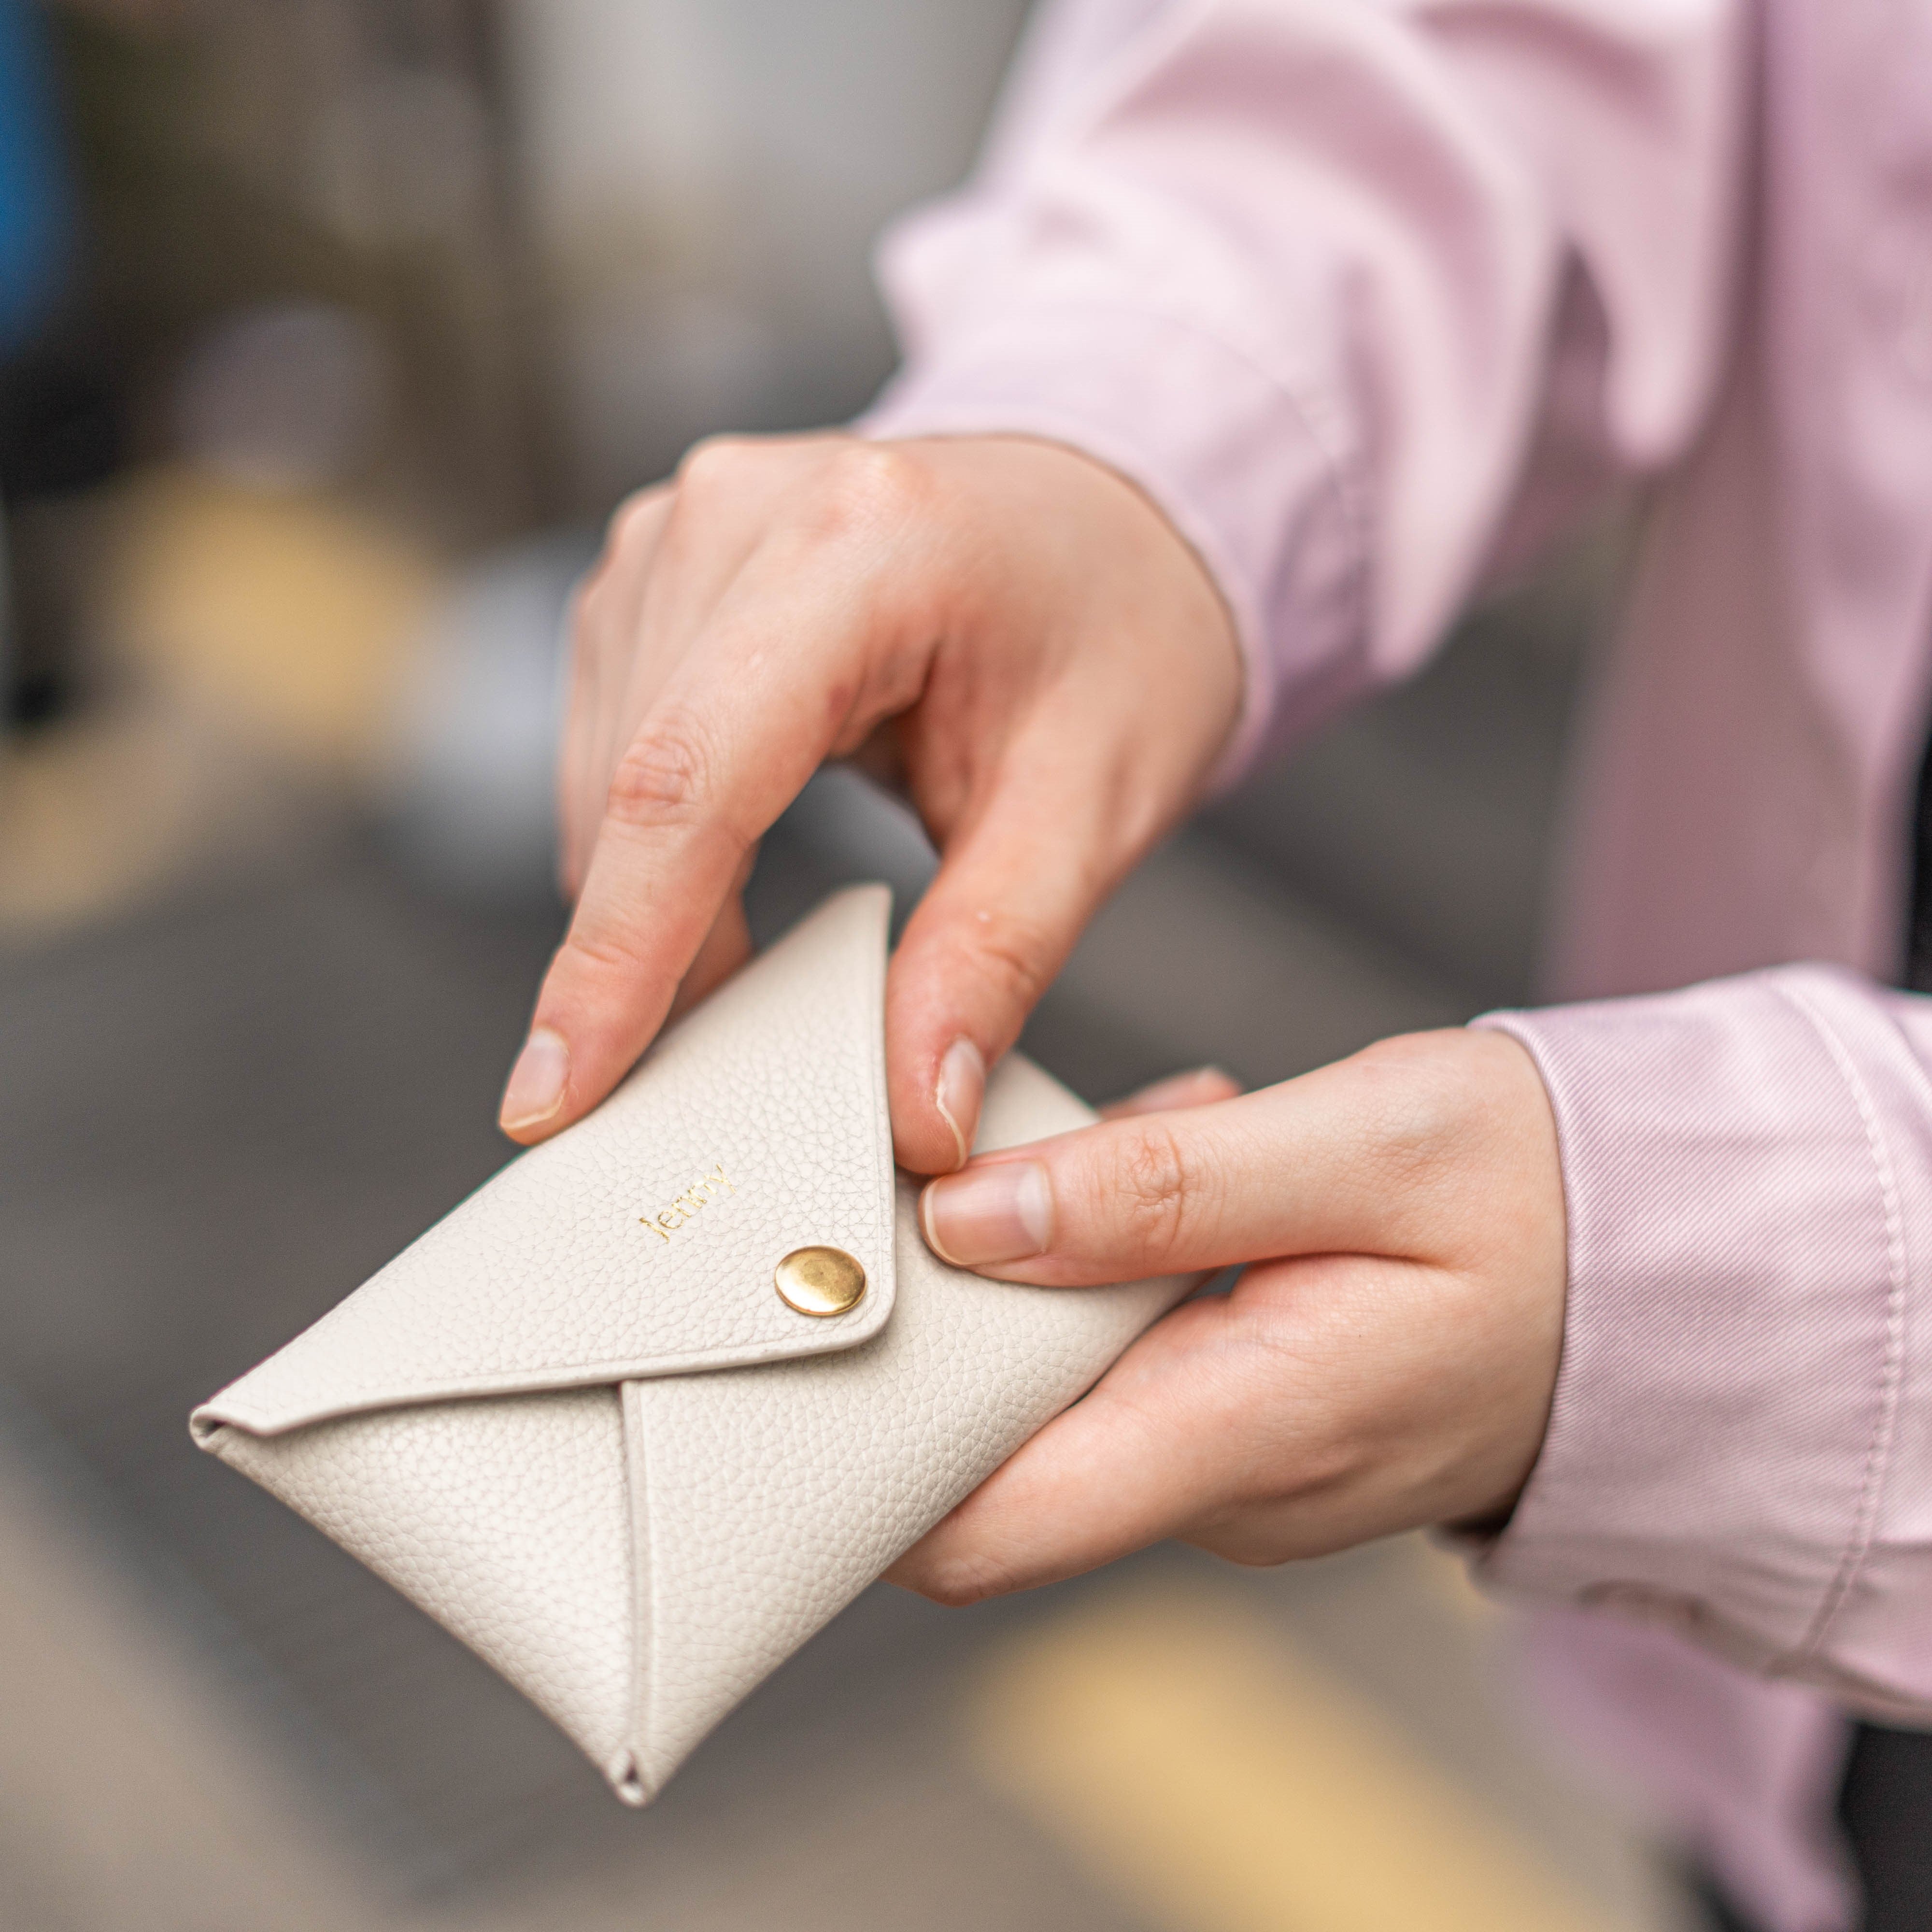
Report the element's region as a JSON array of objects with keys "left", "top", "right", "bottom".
[
  {"left": 862, "top": 0, "right": 1748, "bottom": 776},
  {"left": 862, "top": 1, "right": 1932, "bottom": 1717},
  {"left": 1477, "top": 968, "right": 1932, "bottom": 1723}
]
